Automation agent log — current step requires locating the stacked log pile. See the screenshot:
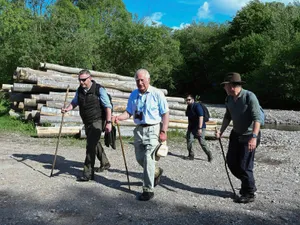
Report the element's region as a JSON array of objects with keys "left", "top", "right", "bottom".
[{"left": 2, "top": 62, "right": 217, "bottom": 137}]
